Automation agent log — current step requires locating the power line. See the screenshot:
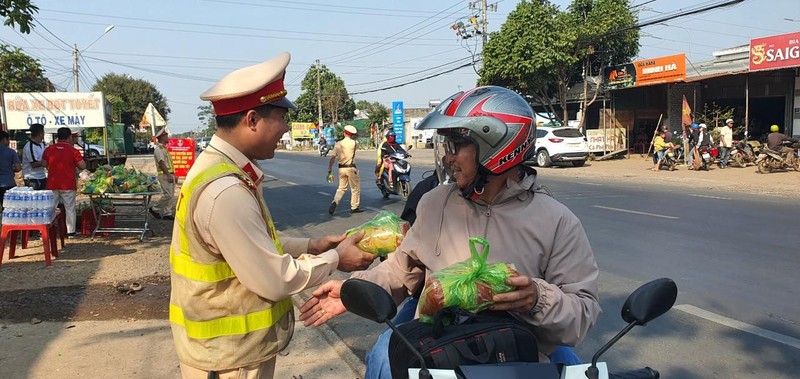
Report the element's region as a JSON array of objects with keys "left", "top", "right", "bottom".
[
  {"left": 83, "top": 56, "right": 218, "bottom": 82},
  {"left": 202, "top": 0, "right": 452, "bottom": 18},
  {"left": 349, "top": 61, "right": 477, "bottom": 95},
  {"left": 348, "top": 56, "right": 475, "bottom": 87},
  {"left": 322, "top": 0, "right": 465, "bottom": 63}
]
